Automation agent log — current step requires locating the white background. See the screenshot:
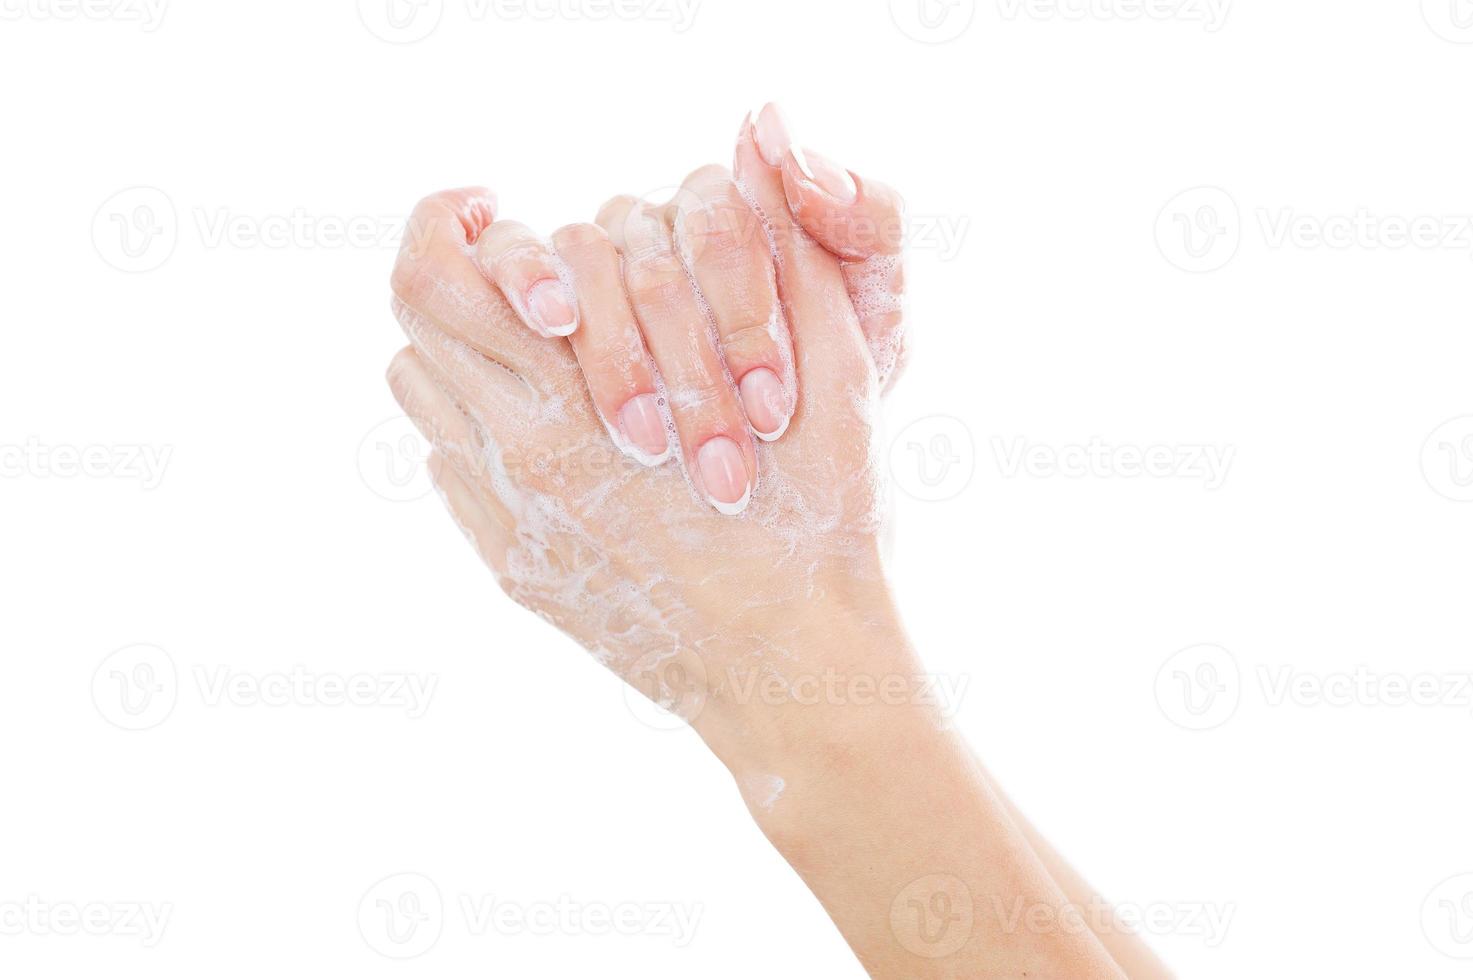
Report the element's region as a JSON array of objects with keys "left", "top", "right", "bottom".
[{"left": 2, "top": 0, "right": 1471, "bottom": 977}]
